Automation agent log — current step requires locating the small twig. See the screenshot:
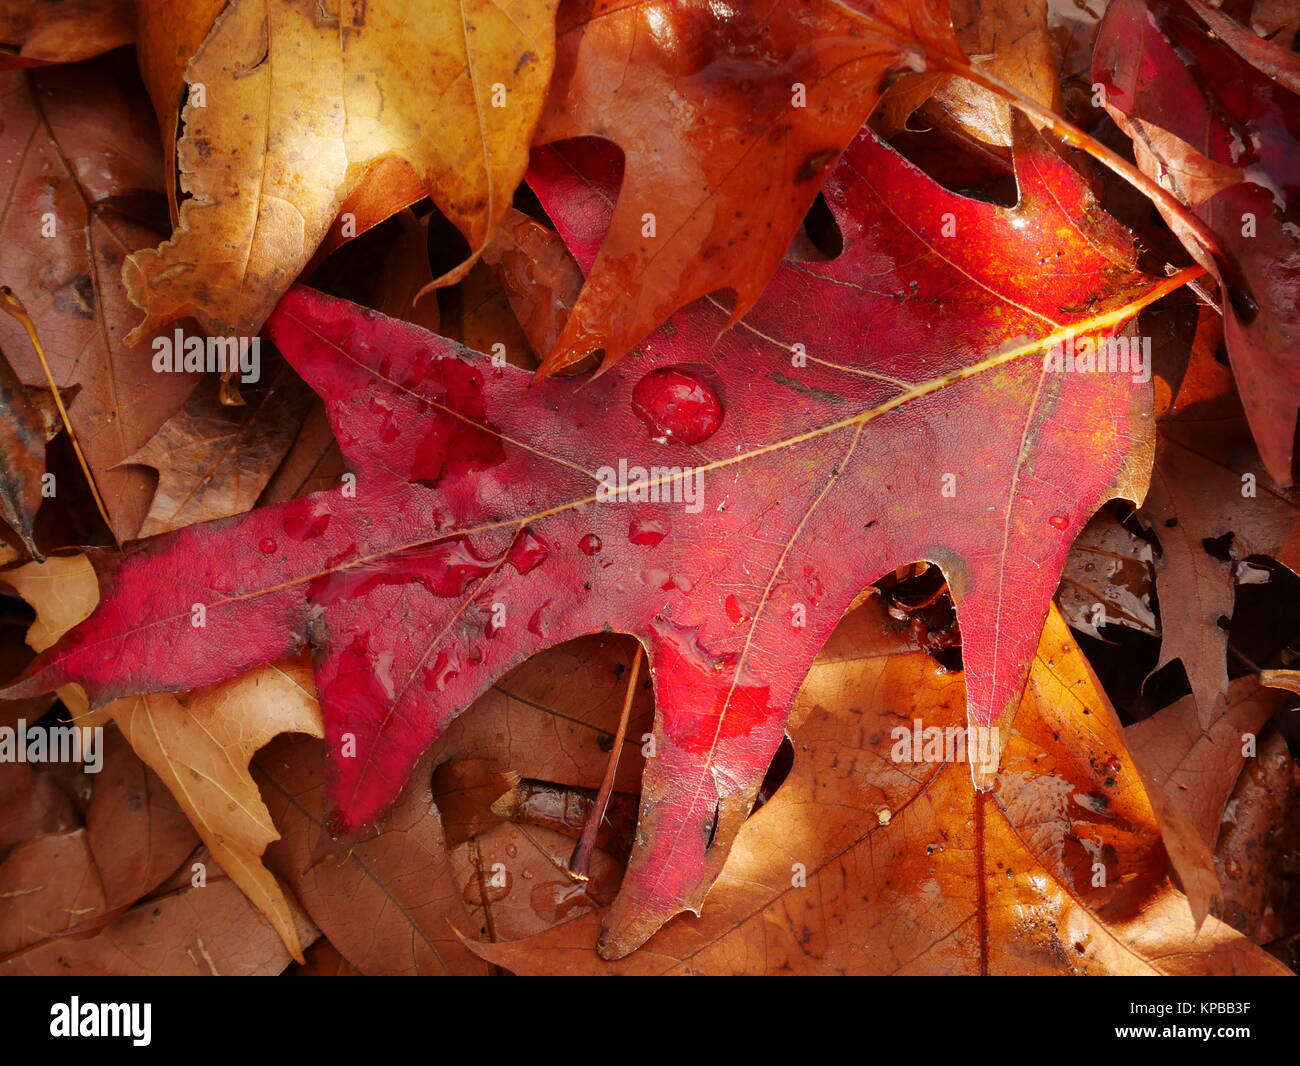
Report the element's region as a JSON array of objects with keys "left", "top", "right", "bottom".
[
  {"left": 569, "top": 643, "right": 643, "bottom": 882},
  {"left": 0, "top": 287, "right": 116, "bottom": 542}
]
